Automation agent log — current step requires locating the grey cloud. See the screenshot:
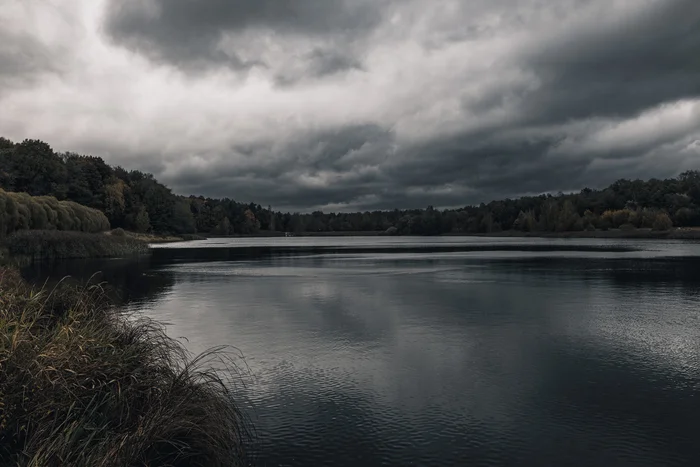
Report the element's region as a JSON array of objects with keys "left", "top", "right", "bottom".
[
  {"left": 306, "top": 49, "right": 364, "bottom": 77},
  {"left": 103, "top": 0, "right": 383, "bottom": 73},
  {"left": 163, "top": 124, "right": 394, "bottom": 209},
  {"left": 3, "top": 0, "right": 700, "bottom": 213},
  {"left": 282, "top": 124, "right": 393, "bottom": 172},
  {"left": 77, "top": 118, "right": 699, "bottom": 213},
  {"left": 163, "top": 111, "right": 699, "bottom": 212},
  {"left": 0, "top": 29, "right": 59, "bottom": 91},
  {"left": 160, "top": 130, "right": 574, "bottom": 211},
  {"left": 520, "top": 0, "right": 700, "bottom": 123},
  {"left": 275, "top": 48, "right": 364, "bottom": 85},
  {"left": 384, "top": 133, "right": 585, "bottom": 207}
]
